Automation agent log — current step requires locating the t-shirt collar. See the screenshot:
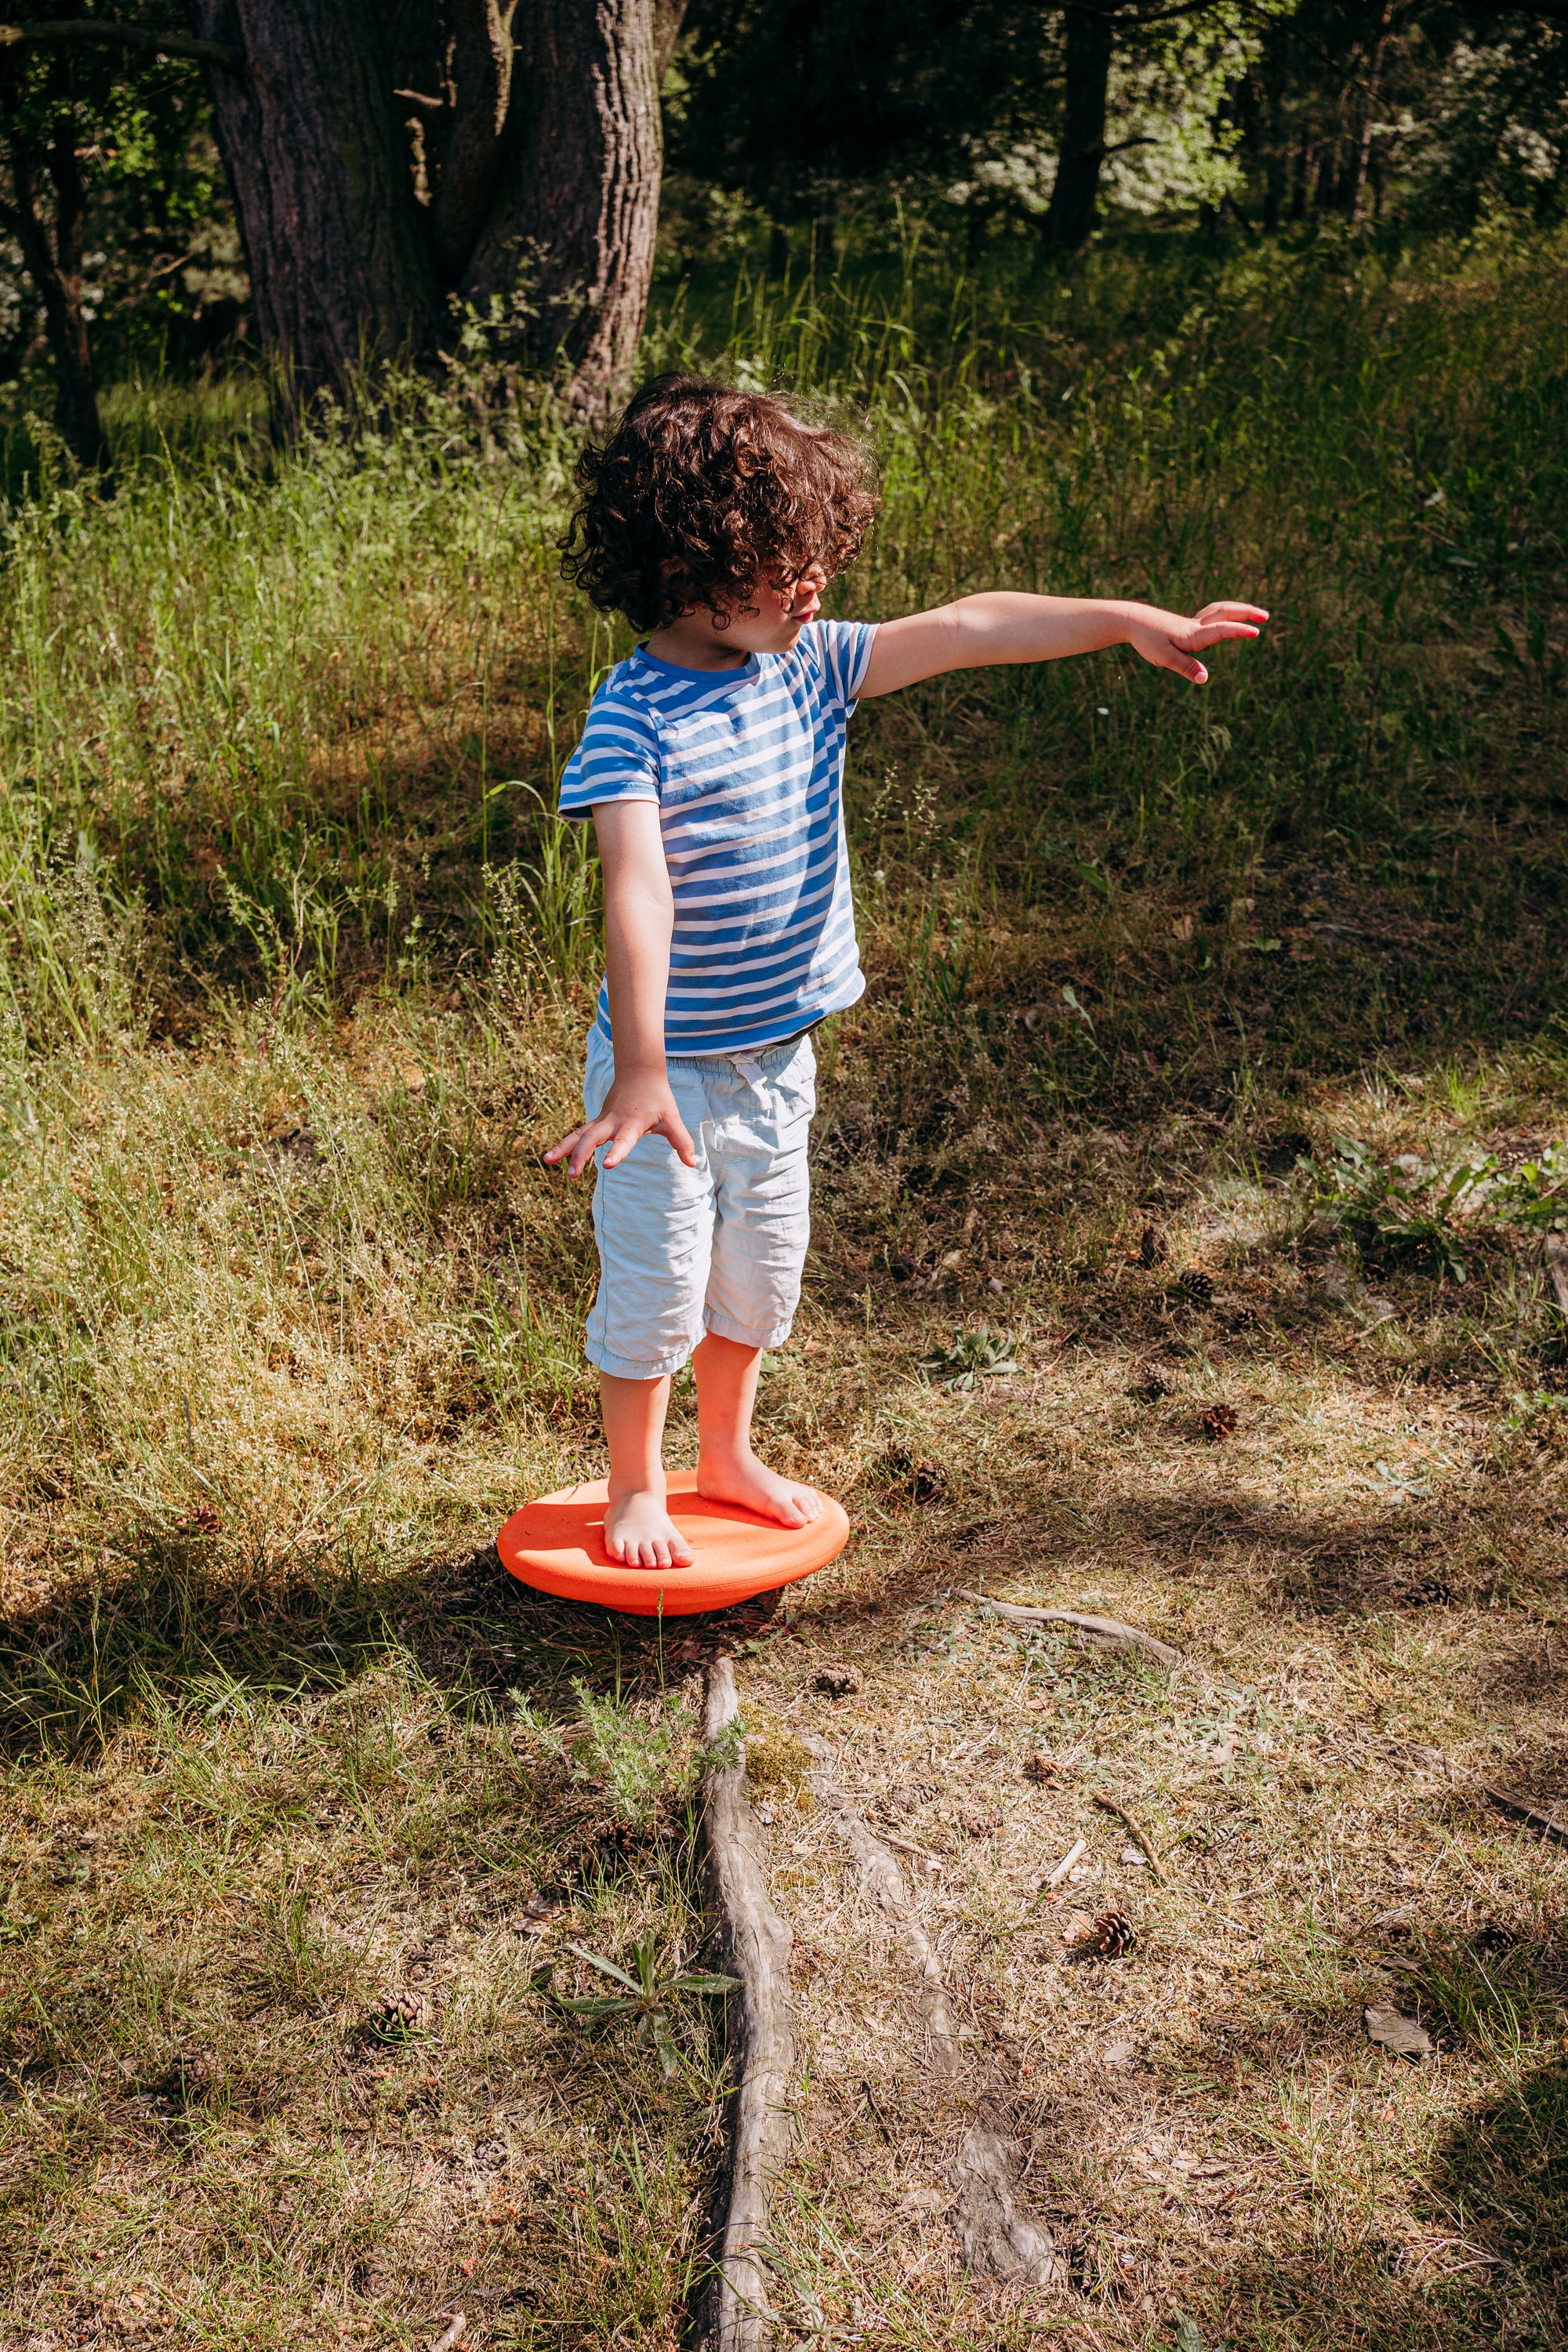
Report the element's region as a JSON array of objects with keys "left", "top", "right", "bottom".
[{"left": 631, "top": 644, "right": 763, "bottom": 688}]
